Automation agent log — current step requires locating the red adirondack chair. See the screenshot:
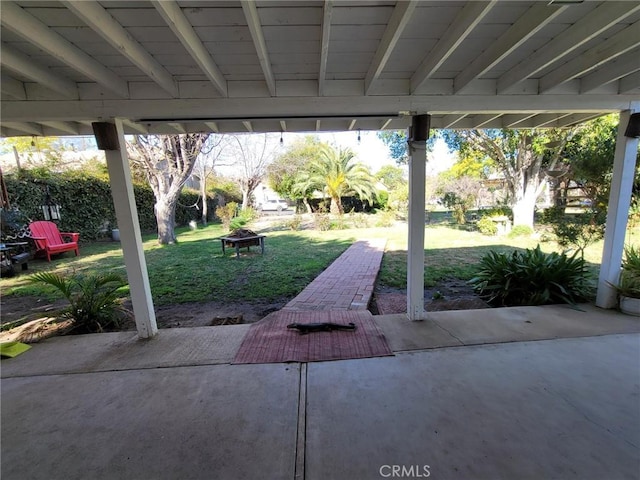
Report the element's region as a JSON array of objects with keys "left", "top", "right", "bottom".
[{"left": 29, "top": 221, "right": 80, "bottom": 262}]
